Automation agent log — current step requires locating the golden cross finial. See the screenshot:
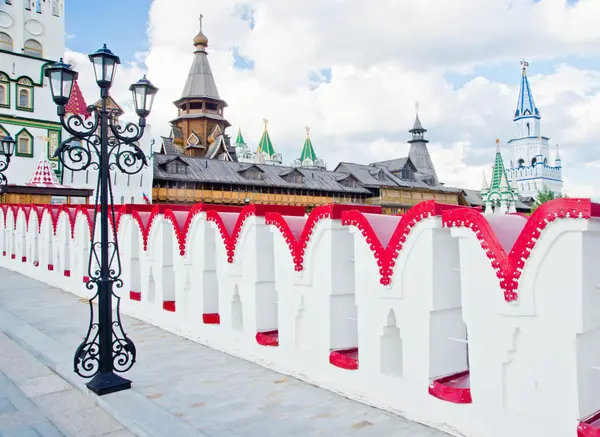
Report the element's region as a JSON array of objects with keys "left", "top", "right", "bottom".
[
  {"left": 496, "top": 138, "right": 500, "bottom": 144},
  {"left": 305, "top": 126, "right": 310, "bottom": 137},
  {"left": 199, "top": 14, "right": 203, "bottom": 31},
  {"left": 520, "top": 59, "right": 529, "bottom": 71}
]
